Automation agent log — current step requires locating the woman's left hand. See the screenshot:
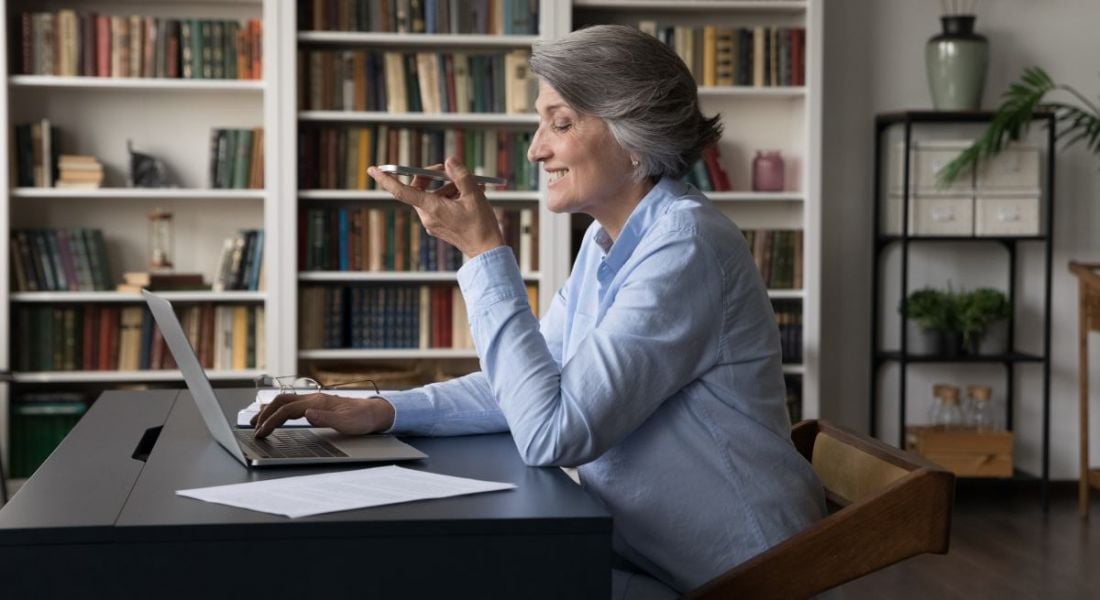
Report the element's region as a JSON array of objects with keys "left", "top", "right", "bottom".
[{"left": 368, "top": 156, "right": 504, "bottom": 258}]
